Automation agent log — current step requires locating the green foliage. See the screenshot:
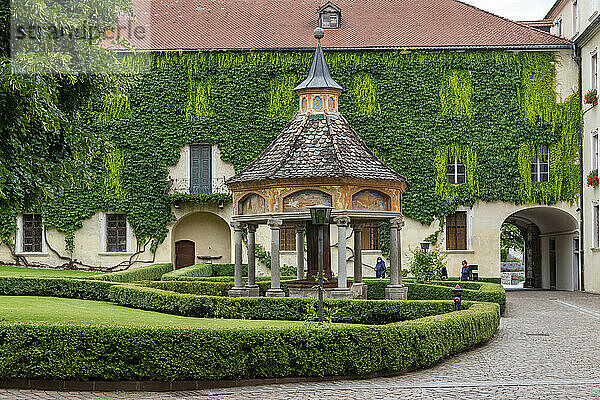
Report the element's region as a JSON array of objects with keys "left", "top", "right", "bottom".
[
  {"left": 103, "top": 148, "right": 126, "bottom": 198},
  {"left": 440, "top": 70, "right": 473, "bottom": 116},
  {"left": 0, "top": 50, "right": 580, "bottom": 257},
  {"left": 435, "top": 143, "right": 479, "bottom": 202},
  {"left": 162, "top": 264, "right": 213, "bottom": 280},
  {"left": 0, "top": 302, "right": 498, "bottom": 382},
  {"left": 91, "top": 263, "right": 174, "bottom": 283},
  {"left": 408, "top": 246, "right": 447, "bottom": 283},
  {"left": 363, "top": 278, "right": 506, "bottom": 312},
  {"left": 500, "top": 223, "right": 524, "bottom": 262}
]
